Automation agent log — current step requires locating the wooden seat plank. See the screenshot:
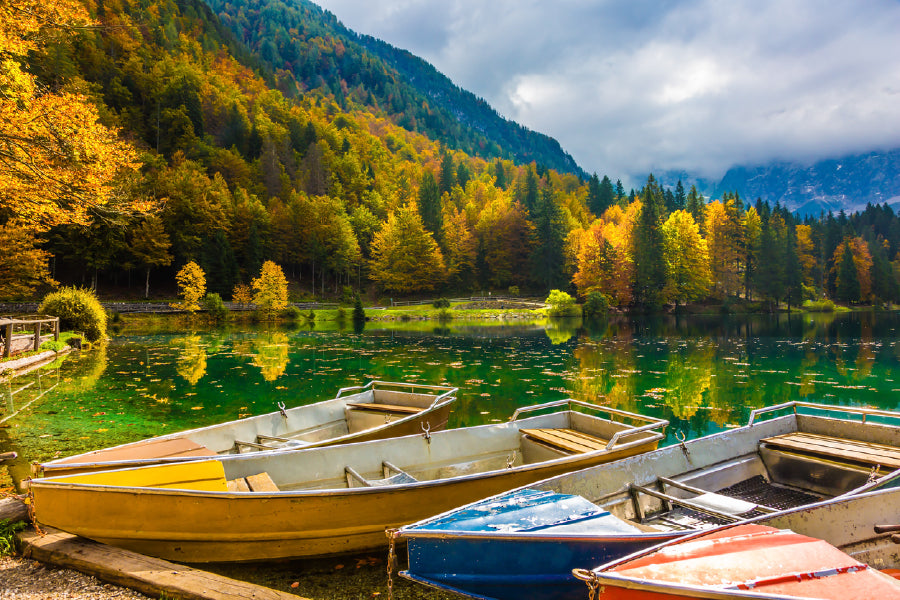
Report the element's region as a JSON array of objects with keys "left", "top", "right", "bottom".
[
  {"left": 226, "top": 478, "right": 250, "bottom": 492},
  {"left": 521, "top": 428, "right": 608, "bottom": 454},
  {"left": 762, "top": 432, "right": 900, "bottom": 469},
  {"left": 245, "top": 472, "right": 280, "bottom": 492},
  {"left": 52, "top": 438, "right": 217, "bottom": 465},
  {"left": 345, "top": 402, "right": 423, "bottom": 414}
]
